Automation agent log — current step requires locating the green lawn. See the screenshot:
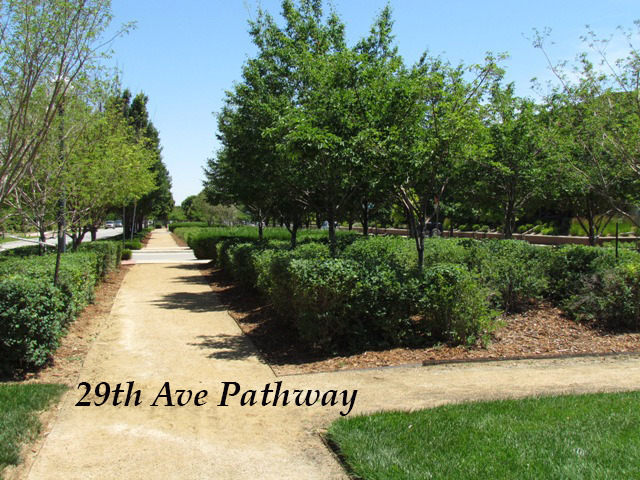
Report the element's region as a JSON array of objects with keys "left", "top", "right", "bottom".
[
  {"left": 0, "top": 384, "right": 67, "bottom": 473},
  {"left": 328, "top": 391, "right": 640, "bottom": 480}
]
